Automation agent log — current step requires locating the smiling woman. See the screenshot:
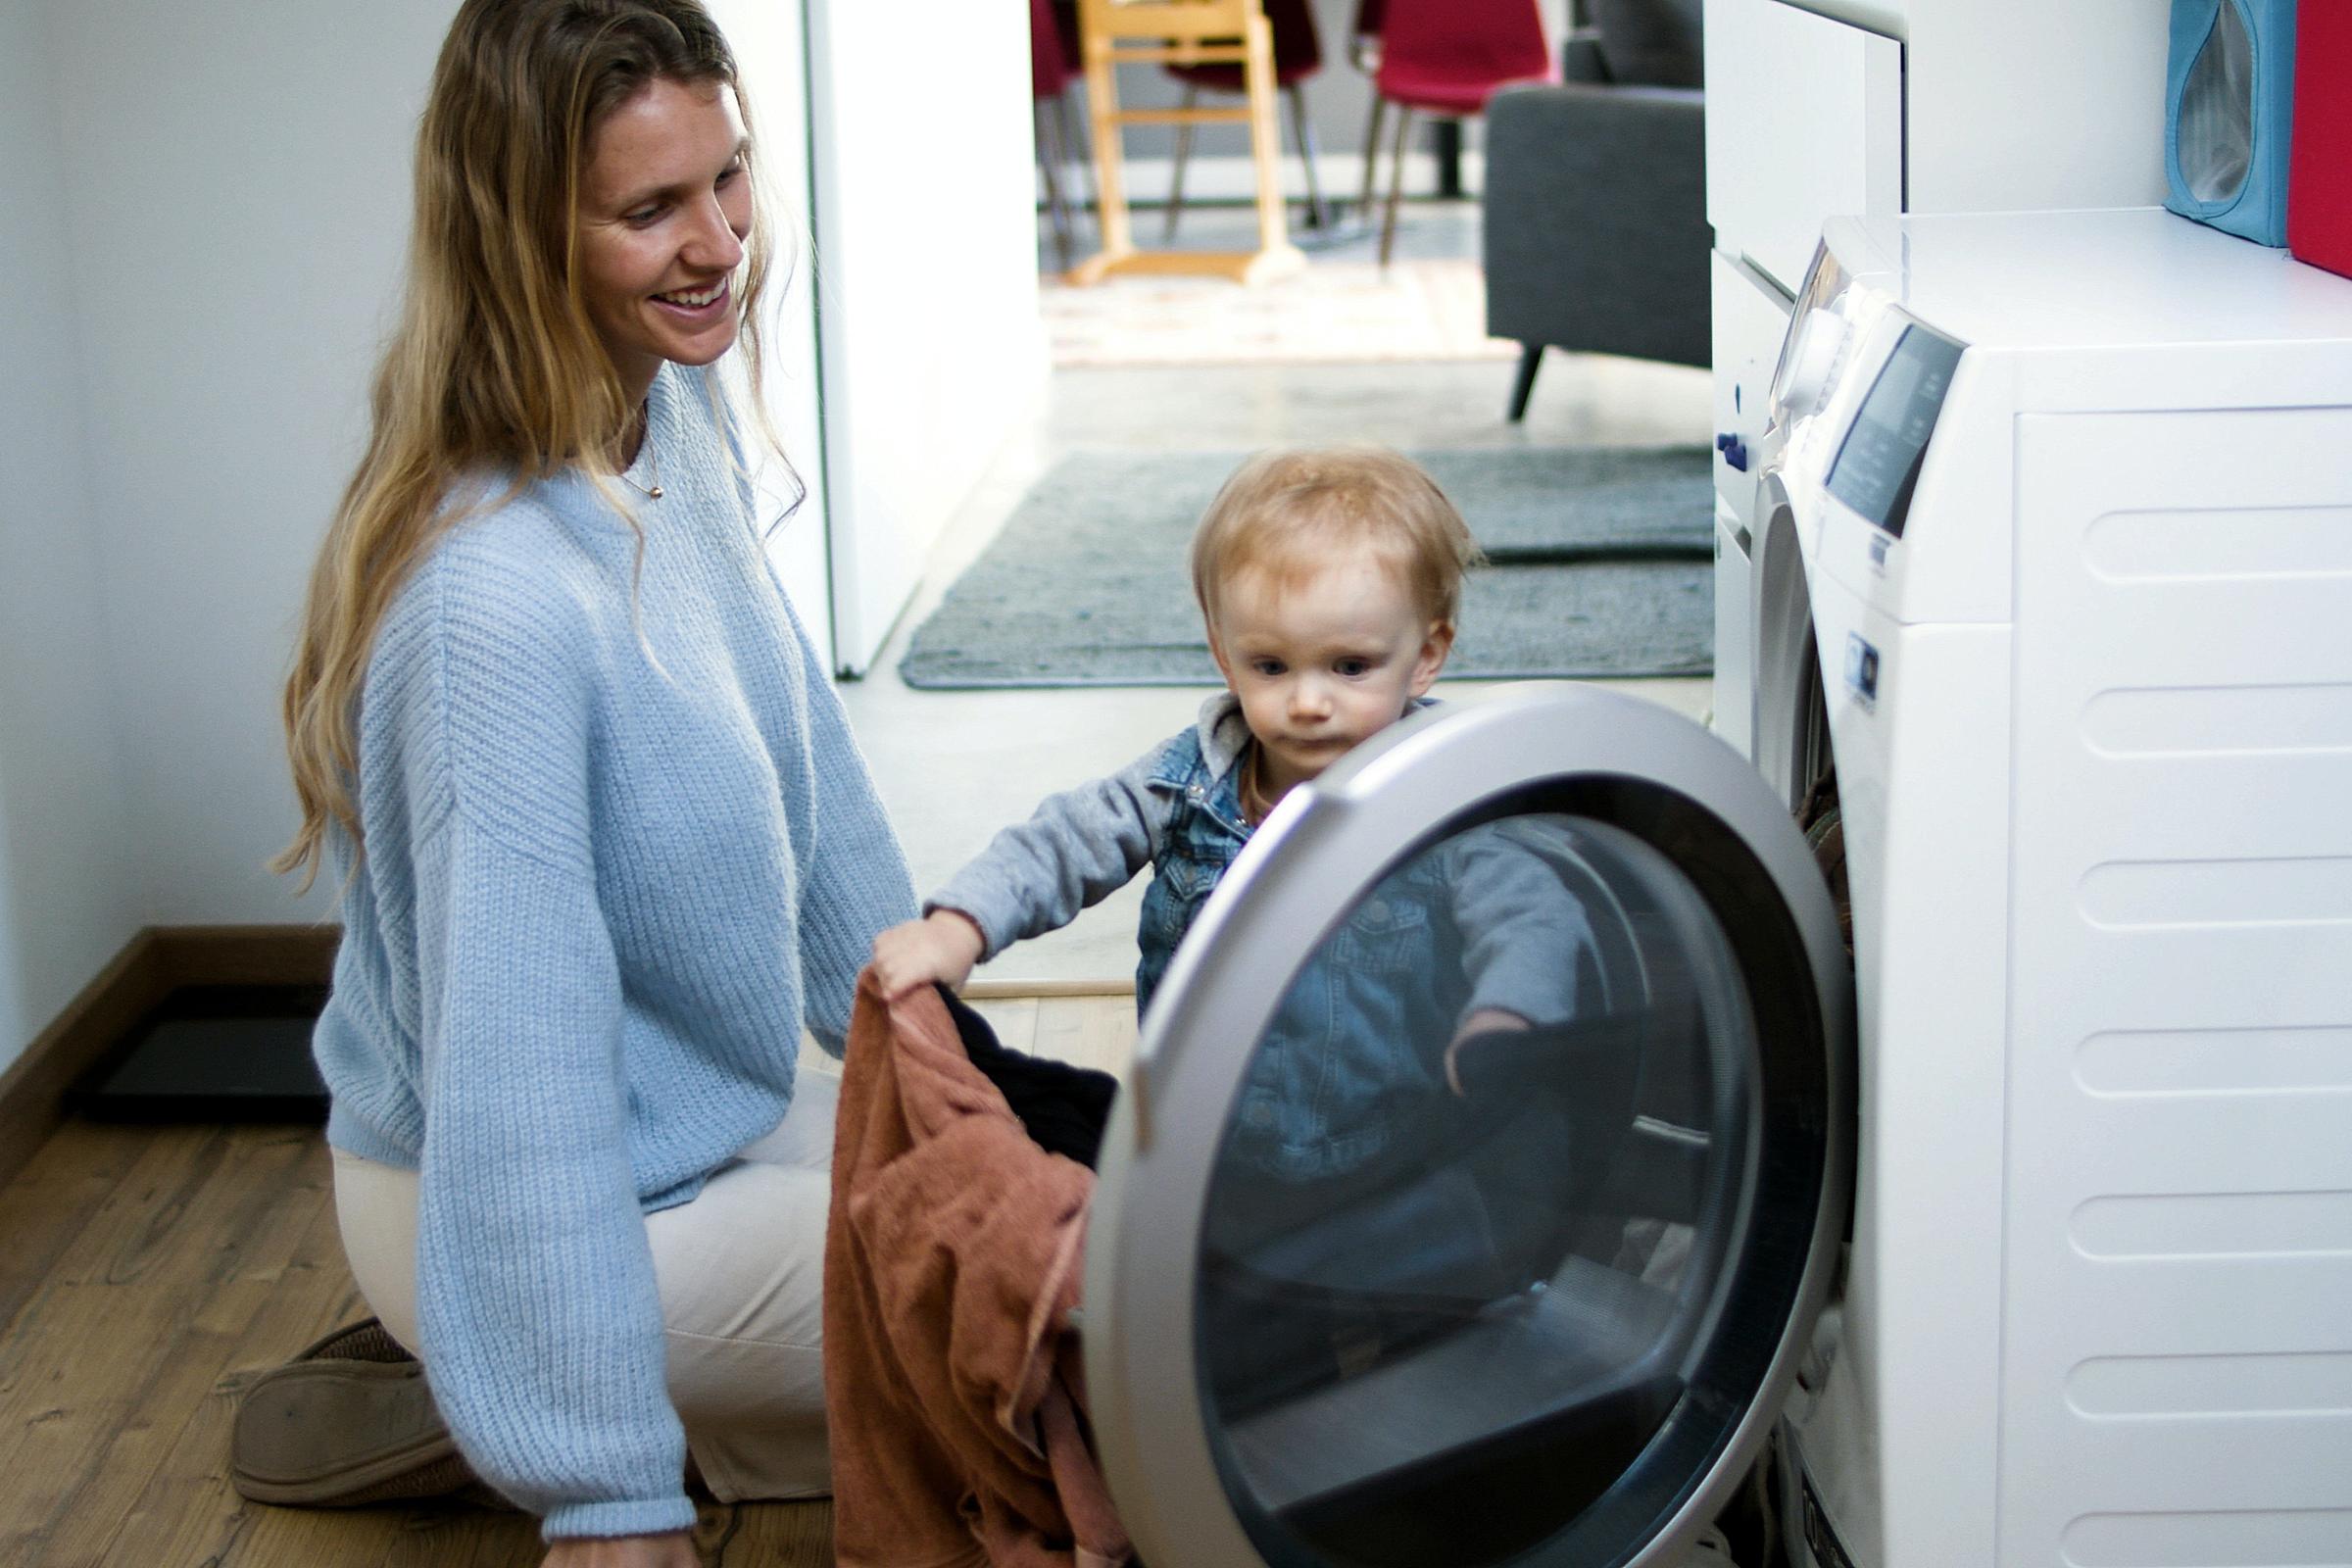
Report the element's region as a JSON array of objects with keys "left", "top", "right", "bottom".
[{"left": 266, "top": 5, "right": 916, "bottom": 1568}]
